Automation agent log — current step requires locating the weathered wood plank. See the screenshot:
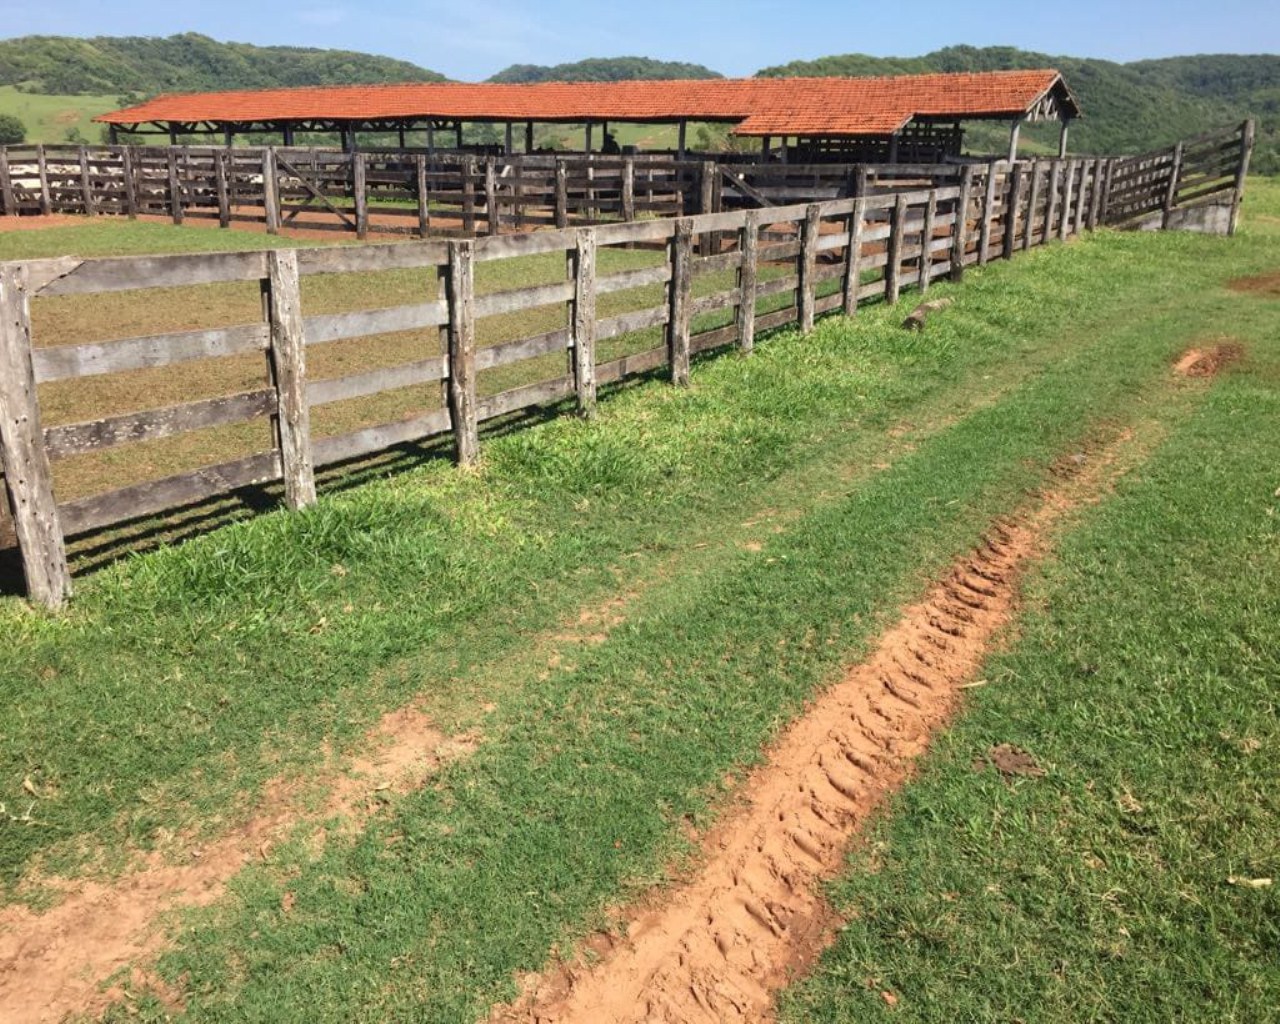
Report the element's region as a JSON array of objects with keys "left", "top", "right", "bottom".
[
  {"left": 1003, "top": 163, "right": 1023, "bottom": 260},
  {"left": 265, "top": 249, "right": 315, "bottom": 509},
  {"left": 446, "top": 240, "right": 479, "bottom": 466},
  {"left": 919, "top": 190, "right": 937, "bottom": 294},
  {"left": 799, "top": 203, "right": 820, "bottom": 333},
  {"left": 668, "top": 218, "right": 693, "bottom": 386},
  {"left": 978, "top": 163, "right": 999, "bottom": 266},
  {"left": 313, "top": 408, "right": 451, "bottom": 467},
  {"left": 33, "top": 322, "right": 269, "bottom": 382},
  {"left": 886, "top": 193, "right": 907, "bottom": 305},
  {"left": 302, "top": 301, "right": 448, "bottom": 347},
  {"left": 594, "top": 342, "right": 667, "bottom": 385},
  {"left": 844, "top": 198, "right": 866, "bottom": 314},
  {"left": 952, "top": 165, "right": 974, "bottom": 281},
  {"left": 0, "top": 263, "right": 70, "bottom": 606},
  {"left": 308, "top": 357, "right": 447, "bottom": 407},
  {"left": 572, "top": 228, "right": 597, "bottom": 417},
  {"left": 477, "top": 375, "right": 576, "bottom": 422},
  {"left": 33, "top": 249, "right": 268, "bottom": 297},
  {"left": 262, "top": 149, "right": 280, "bottom": 234},
  {"left": 353, "top": 152, "right": 369, "bottom": 240}
]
